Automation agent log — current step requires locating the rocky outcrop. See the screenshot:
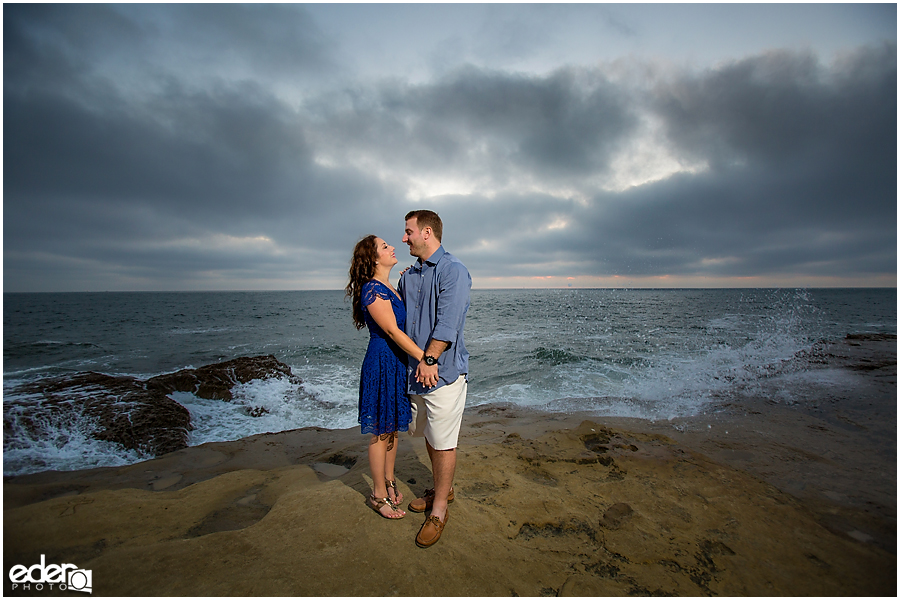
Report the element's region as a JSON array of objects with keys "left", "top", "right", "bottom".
[
  {"left": 148, "top": 355, "right": 301, "bottom": 400},
  {"left": 10, "top": 356, "right": 301, "bottom": 459},
  {"left": 12, "top": 373, "right": 193, "bottom": 458}
]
